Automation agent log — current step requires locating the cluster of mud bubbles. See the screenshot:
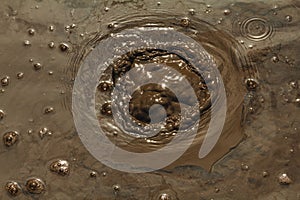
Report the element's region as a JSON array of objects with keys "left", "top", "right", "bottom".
[{"left": 0, "top": 0, "right": 299, "bottom": 199}]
